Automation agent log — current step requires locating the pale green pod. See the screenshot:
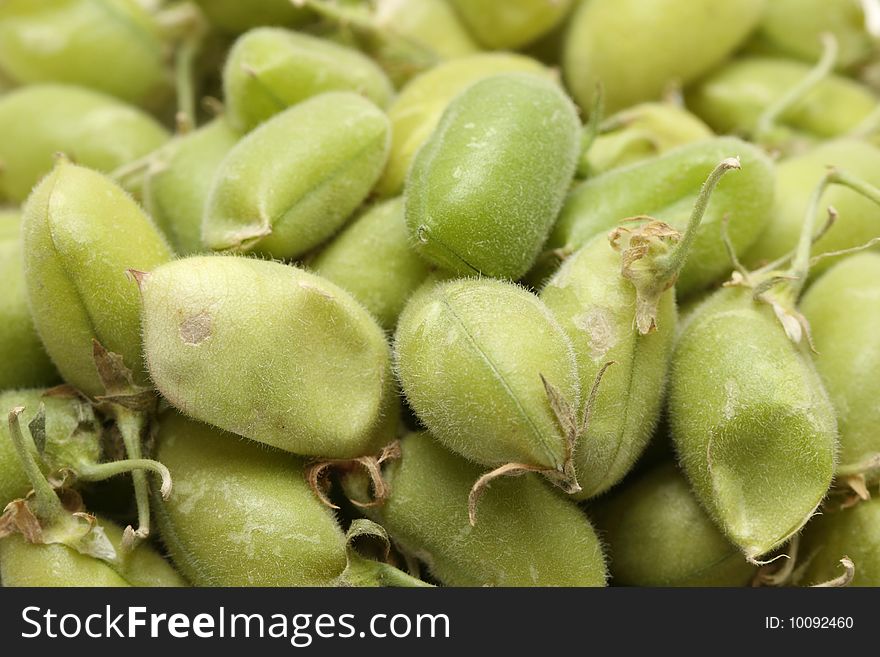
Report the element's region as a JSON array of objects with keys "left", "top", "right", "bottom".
[
  {"left": 685, "top": 57, "right": 879, "bottom": 146},
  {"left": 548, "top": 138, "right": 775, "bottom": 297},
  {"left": 394, "top": 278, "right": 581, "bottom": 486},
  {"left": 593, "top": 463, "right": 756, "bottom": 586},
  {"left": 449, "top": 0, "right": 572, "bottom": 50},
  {"left": 22, "top": 161, "right": 173, "bottom": 398},
  {"left": 203, "top": 92, "right": 390, "bottom": 260},
  {"left": 579, "top": 102, "right": 714, "bottom": 177},
  {"left": 311, "top": 197, "right": 432, "bottom": 330},
  {"left": 745, "top": 139, "right": 880, "bottom": 273},
  {"left": 153, "top": 411, "right": 348, "bottom": 586},
  {"left": 0, "top": 211, "right": 58, "bottom": 389},
  {"left": 405, "top": 73, "right": 580, "bottom": 280},
  {"left": 144, "top": 118, "right": 240, "bottom": 255},
  {"left": 0, "top": 0, "right": 171, "bottom": 107},
  {"left": 344, "top": 433, "right": 608, "bottom": 586},
  {"left": 139, "top": 256, "right": 397, "bottom": 459},
  {"left": 563, "top": 0, "right": 766, "bottom": 113},
  {"left": 540, "top": 235, "right": 676, "bottom": 499},
  {"left": 194, "top": 0, "right": 312, "bottom": 34},
  {"left": 376, "top": 52, "right": 548, "bottom": 197},
  {"left": 799, "top": 496, "right": 880, "bottom": 587},
  {"left": 669, "top": 287, "right": 837, "bottom": 560},
  {"left": 223, "top": 27, "right": 393, "bottom": 132},
  {"left": 0, "top": 84, "right": 169, "bottom": 203},
  {"left": 801, "top": 253, "right": 880, "bottom": 482},
  {"left": 749, "top": 0, "right": 875, "bottom": 71},
  {"left": 373, "top": 0, "right": 478, "bottom": 62},
  {"left": 0, "top": 515, "right": 186, "bottom": 587},
  {"left": 153, "top": 411, "right": 424, "bottom": 587}
]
